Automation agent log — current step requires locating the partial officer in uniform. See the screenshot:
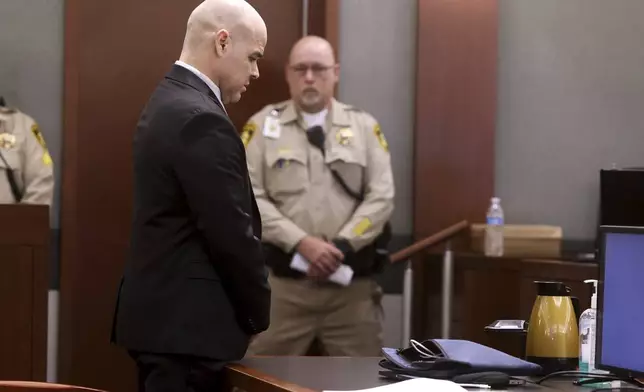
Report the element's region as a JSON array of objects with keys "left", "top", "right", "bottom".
[
  {"left": 0, "top": 104, "right": 54, "bottom": 205},
  {"left": 243, "top": 35, "right": 395, "bottom": 356}
]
